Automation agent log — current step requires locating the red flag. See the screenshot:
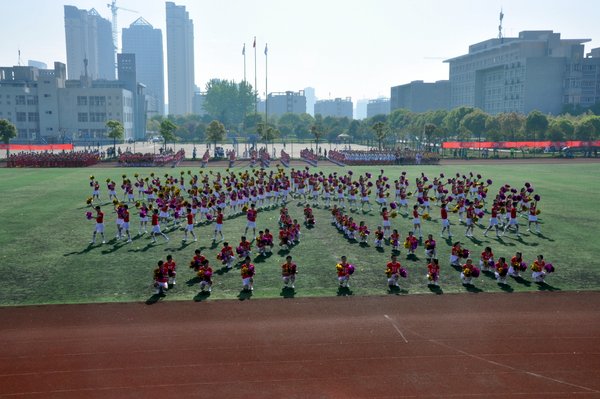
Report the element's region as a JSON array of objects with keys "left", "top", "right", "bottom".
[{"left": 253, "top": 37, "right": 256, "bottom": 48}]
